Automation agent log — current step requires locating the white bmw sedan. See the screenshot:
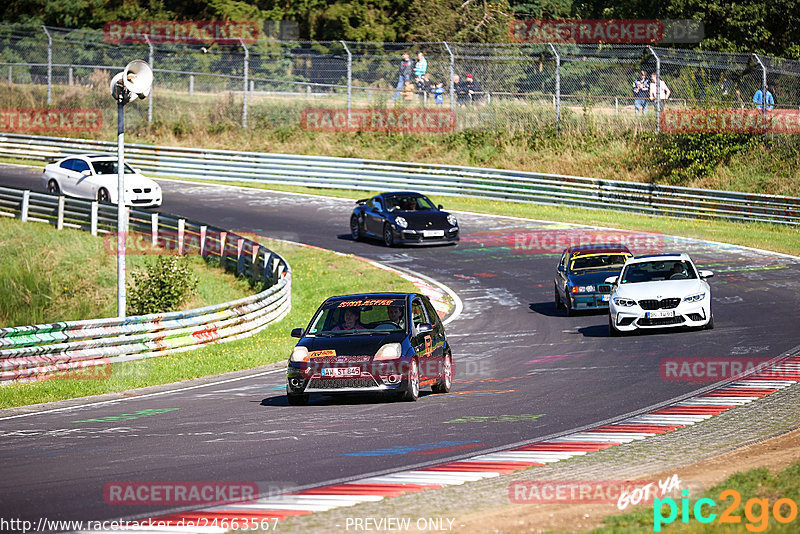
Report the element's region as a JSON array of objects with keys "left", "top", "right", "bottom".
[
  {"left": 42, "top": 155, "right": 162, "bottom": 208},
  {"left": 607, "top": 254, "right": 714, "bottom": 335}
]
